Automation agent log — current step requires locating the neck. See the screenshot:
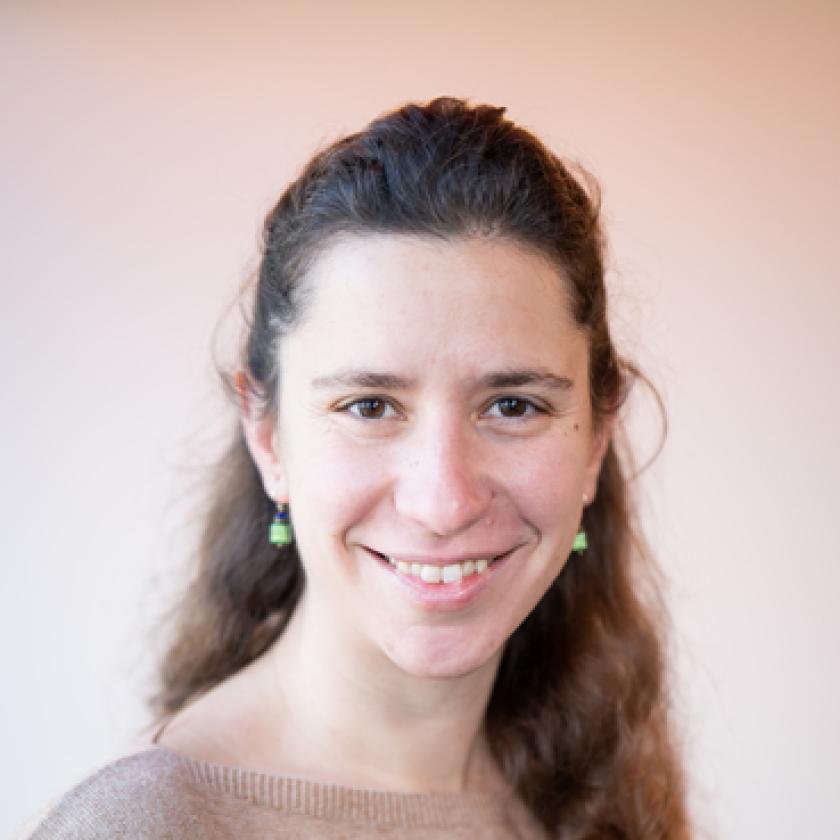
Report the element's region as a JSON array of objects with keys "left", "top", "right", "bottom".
[{"left": 254, "top": 591, "right": 505, "bottom": 794}]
